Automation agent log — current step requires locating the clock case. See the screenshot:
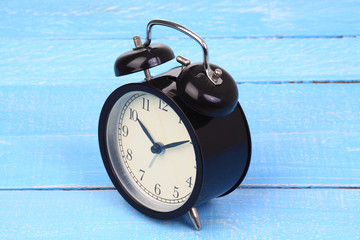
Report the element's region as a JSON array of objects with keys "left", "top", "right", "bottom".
[
  {"left": 99, "top": 69, "right": 251, "bottom": 220},
  {"left": 98, "top": 19, "right": 251, "bottom": 221}
]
